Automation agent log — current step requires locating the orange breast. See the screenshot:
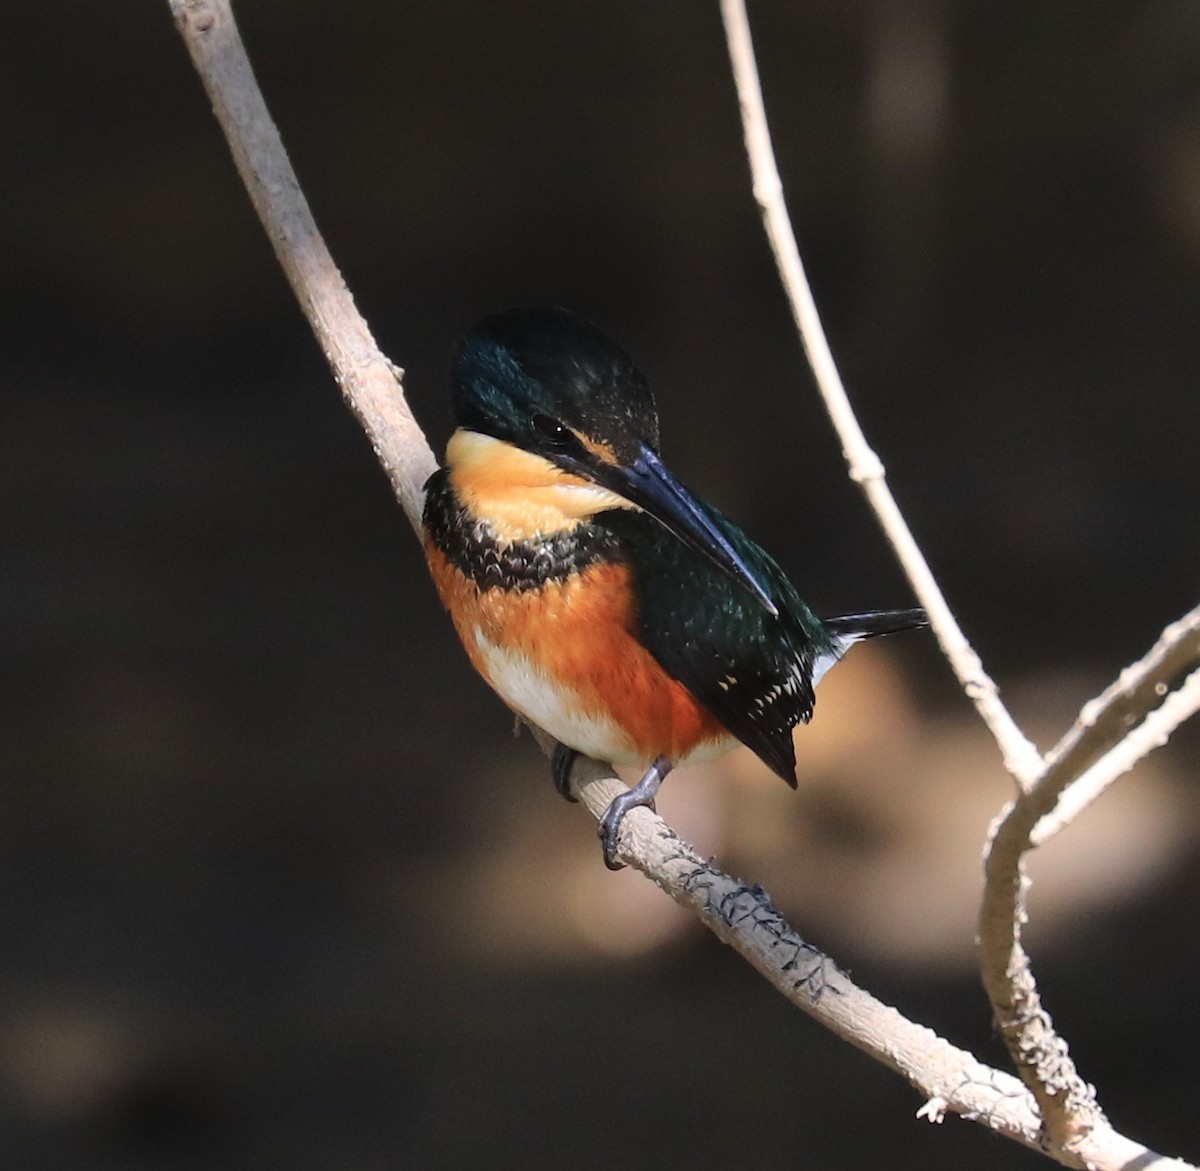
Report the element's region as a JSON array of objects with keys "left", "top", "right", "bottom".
[{"left": 424, "top": 538, "right": 729, "bottom": 767}]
